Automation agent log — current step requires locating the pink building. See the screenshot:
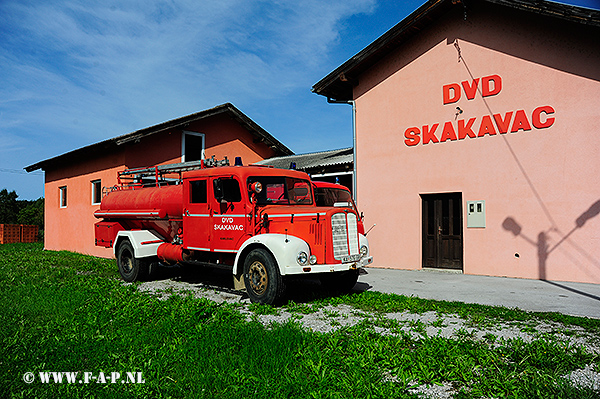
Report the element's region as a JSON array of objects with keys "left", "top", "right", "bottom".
[
  {"left": 26, "top": 103, "right": 292, "bottom": 258},
  {"left": 313, "top": 0, "right": 600, "bottom": 283}
]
